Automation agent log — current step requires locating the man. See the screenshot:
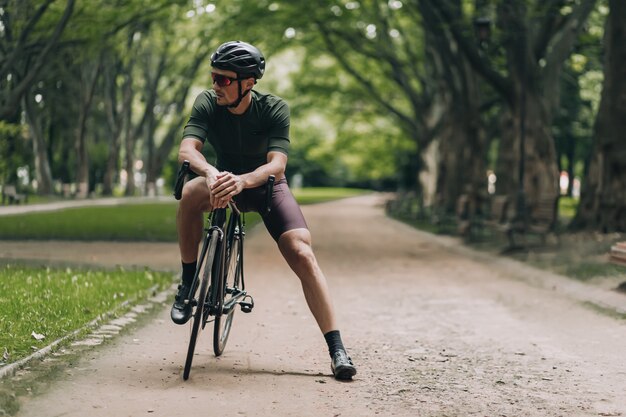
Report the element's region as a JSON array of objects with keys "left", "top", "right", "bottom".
[{"left": 170, "top": 41, "right": 357, "bottom": 380}]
